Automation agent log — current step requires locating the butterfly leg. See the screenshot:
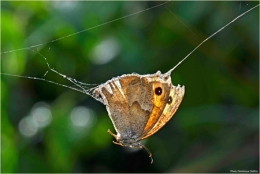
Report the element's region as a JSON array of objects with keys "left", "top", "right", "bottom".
[
  {"left": 107, "top": 129, "right": 124, "bottom": 146},
  {"left": 107, "top": 129, "right": 117, "bottom": 139},
  {"left": 112, "top": 141, "right": 124, "bottom": 147}
]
